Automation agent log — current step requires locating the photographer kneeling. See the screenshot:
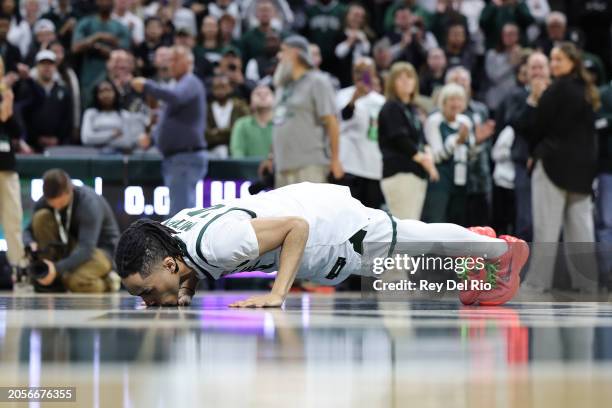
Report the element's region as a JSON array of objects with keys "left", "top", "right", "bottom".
[{"left": 23, "top": 169, "right": 120, "bottom": 293}]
